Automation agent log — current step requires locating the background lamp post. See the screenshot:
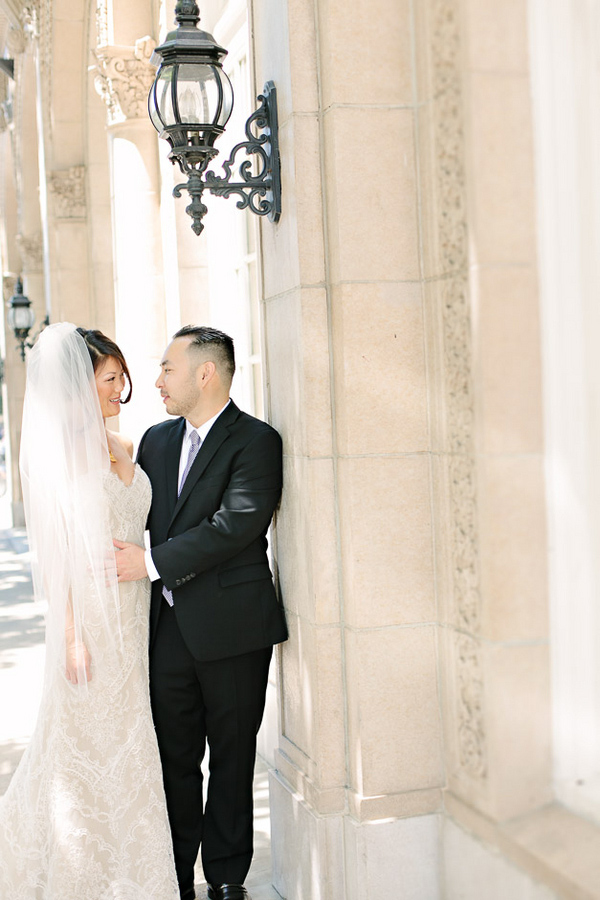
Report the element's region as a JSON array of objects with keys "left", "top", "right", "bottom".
[
  {"left": 148, "top": 0, "right": 281, "bottom": 235},
  {"left": 7, "top": 277, "right": 48, "bottom": 361}
]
